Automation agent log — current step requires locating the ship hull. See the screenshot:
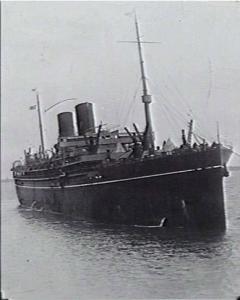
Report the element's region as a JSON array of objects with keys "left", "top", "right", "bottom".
[{"left": 15, "top": 165, "right": 226, "bottom": 229}]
